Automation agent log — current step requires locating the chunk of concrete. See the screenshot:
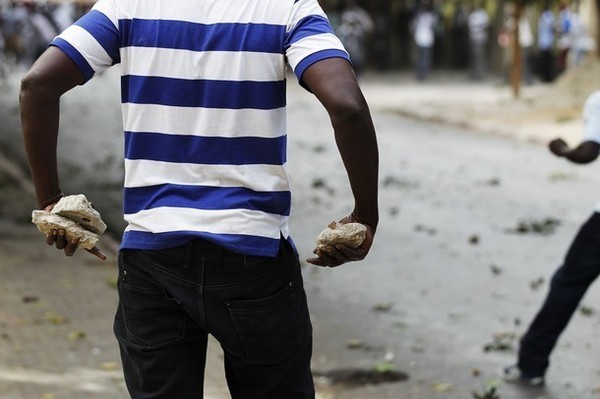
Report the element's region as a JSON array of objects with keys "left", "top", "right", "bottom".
[
  {"left": 31, "top": 210, "right": 99, "bottom": 250},
  {"left": 51, "top": 194, "right": 107, "bottom": 234},
  {"left": 316, "top": 222, "right": 367, "bottom": 250}
]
